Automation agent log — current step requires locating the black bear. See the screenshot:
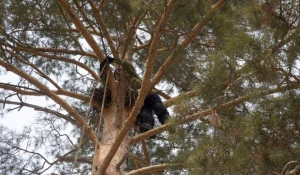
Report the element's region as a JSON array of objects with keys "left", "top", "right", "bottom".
[{"left": 136, "top": 92, "right": 169, "bottom": 136}]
